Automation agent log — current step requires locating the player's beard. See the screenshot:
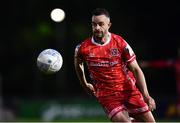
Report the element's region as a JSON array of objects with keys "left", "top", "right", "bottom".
[{"left": 93, "top": 31, "right": 104, "bottom": 39}]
